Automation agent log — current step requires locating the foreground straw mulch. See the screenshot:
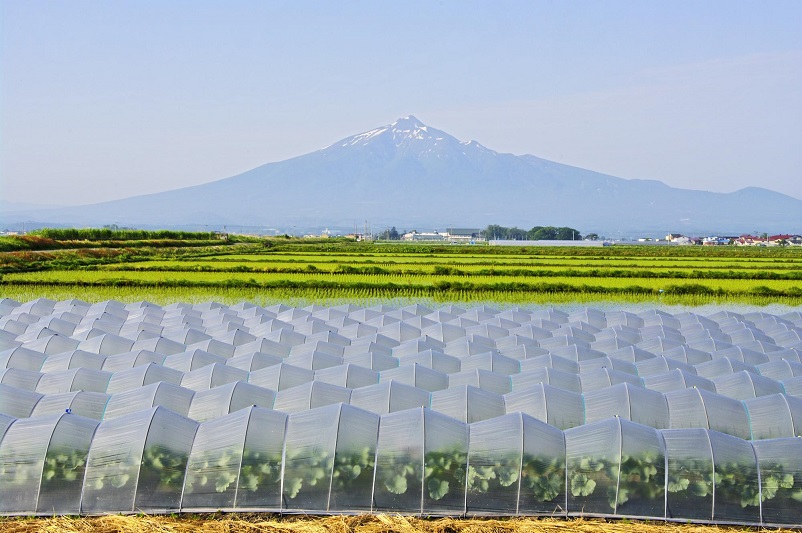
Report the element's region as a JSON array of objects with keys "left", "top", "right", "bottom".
[{"left": 0, "top": 514, "right": 795, "bottom": 533}]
